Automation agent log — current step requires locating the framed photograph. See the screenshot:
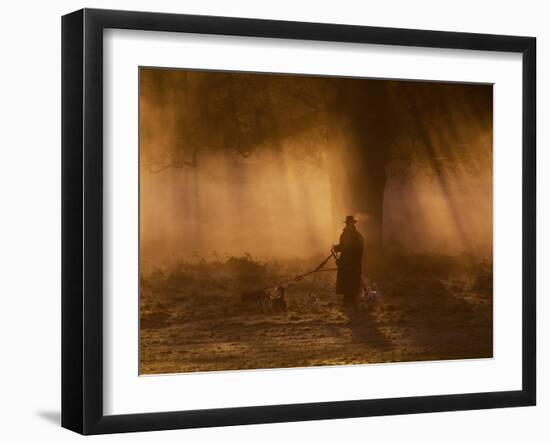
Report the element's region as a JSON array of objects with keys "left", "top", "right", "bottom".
[{"left": 61, "top": 8, "right": 536, "bottom": 435}]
